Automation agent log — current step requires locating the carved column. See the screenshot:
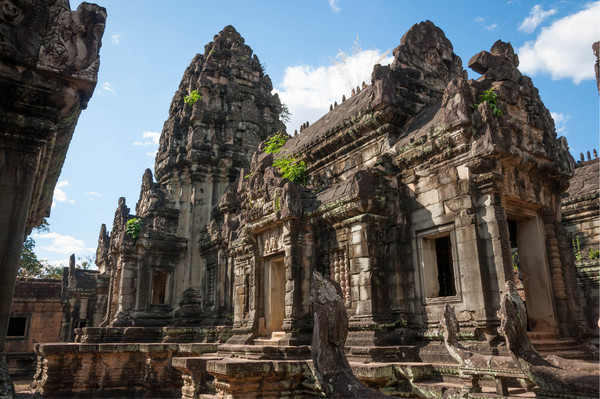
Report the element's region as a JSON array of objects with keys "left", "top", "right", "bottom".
[
  {"left": 542, "top": 209, "right": 570, "bottom": 336},
  {"left": 112, "top": 256, "right": 137, "bottom": 326},
  {"left": 281, "top": 220, "right": 310, "bottom": 336},
  {"left": 0, "top": 2, "right": 105, "bottom": 396},
  {"left": 471, "top": 167, "right": 513, "bottom": 320},
  {"left": 347, "top": 217, "right": 390, "bottom": 326}
]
